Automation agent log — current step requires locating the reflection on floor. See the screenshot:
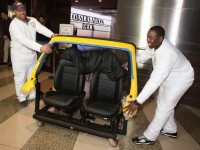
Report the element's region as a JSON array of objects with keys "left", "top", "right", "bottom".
[{"left": 0, "top": 65, "right": 200, "bottom": 150}]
